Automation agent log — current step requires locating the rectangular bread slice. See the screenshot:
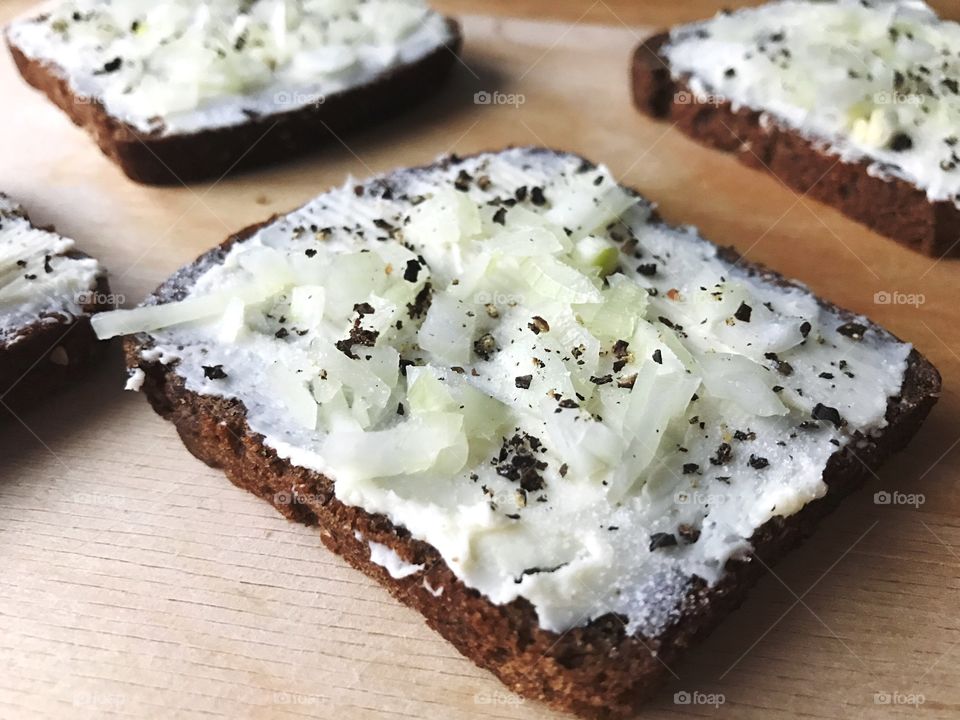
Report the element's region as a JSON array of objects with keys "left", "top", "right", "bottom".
[
  {"left": 631, "top": 0, "right": 960, "bottom": 258},
  {"left": 0, "top": 194, "right": 111, "bottom": 411},
  {"left": 93, "top": 148, "right": 939, "bottom": 718},
  {"left": 5, "top": 1, "right": 461, "bottom": 185}
]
